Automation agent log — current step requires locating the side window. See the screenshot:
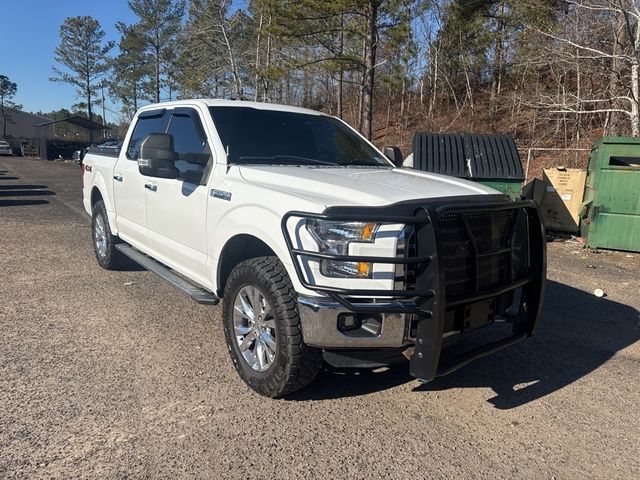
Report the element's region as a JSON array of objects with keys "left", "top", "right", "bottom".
[
  {"left": 166, "top": 110, "right": 211, "bottom": 183},
  {"left": 126, "top": 111, "right": 168, "bottom": 160}
]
